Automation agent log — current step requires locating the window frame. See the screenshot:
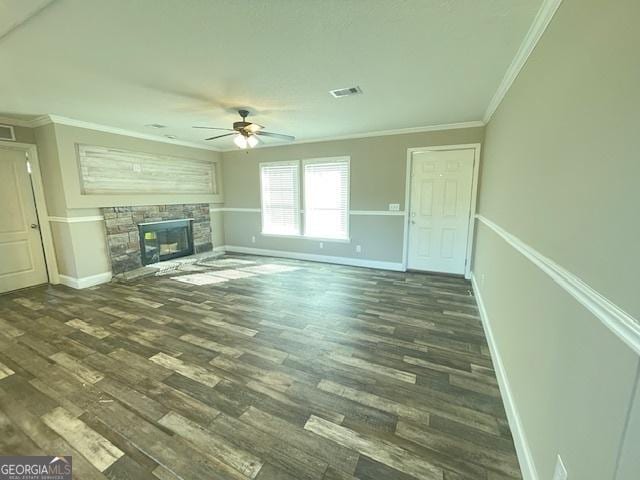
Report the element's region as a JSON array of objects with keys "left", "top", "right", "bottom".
[
  {"left": 258, "top": 156, "right": 351, "bottom": 243},
  {"left": 302, "top": 156, "right": 351, "bottom": 241},
  {"left": 258, "top": 160, "right": 301, "bottom": 237}
]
